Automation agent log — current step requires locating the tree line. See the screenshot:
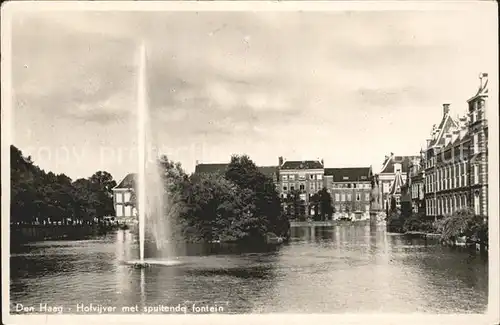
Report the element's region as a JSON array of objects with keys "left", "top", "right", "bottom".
[{"left": 10, "top": 145, "right": 116, "bottom": 225}]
